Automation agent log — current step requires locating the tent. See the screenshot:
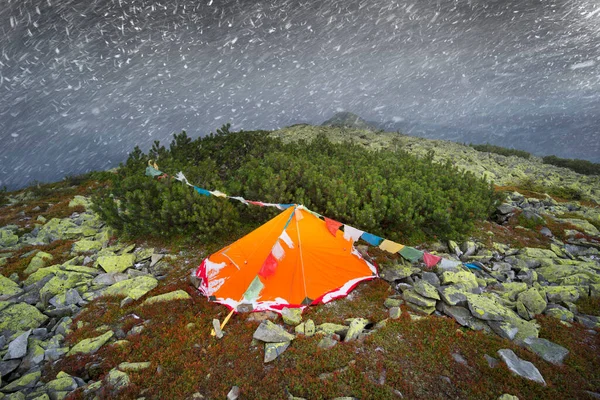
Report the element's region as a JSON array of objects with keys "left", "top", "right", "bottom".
[{"left": 195, "top": 205, "right": 378, "bottom": 313}]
